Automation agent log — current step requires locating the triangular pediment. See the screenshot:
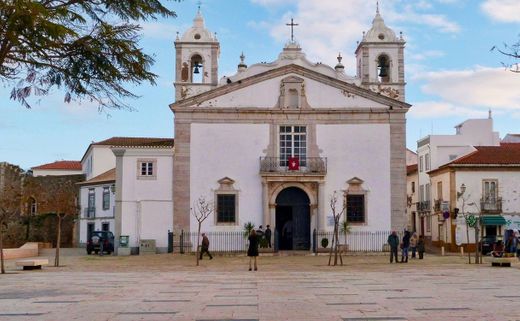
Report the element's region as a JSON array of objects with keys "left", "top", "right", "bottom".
[
  {"left": 217, "top": 177, "right": 235, "bottom": 185},
  {"left": 170, "top": 64, "right": 410, "bottom": 111},
  {"left": 347, "top": 177, "right": 364, "bottom": 185}
]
